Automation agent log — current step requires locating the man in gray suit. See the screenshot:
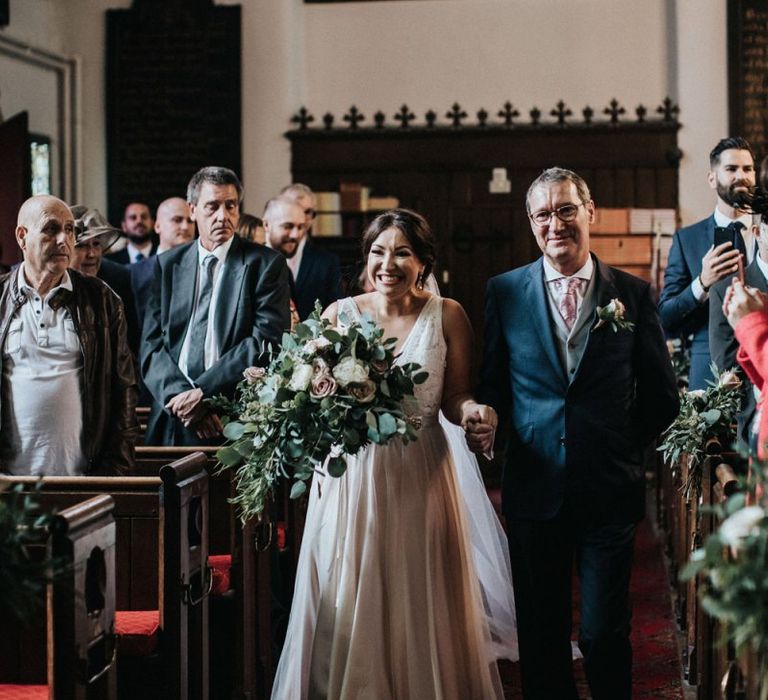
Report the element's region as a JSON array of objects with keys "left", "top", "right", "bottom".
[
  {"left": 140, "top": 167, "right": 291, "bottom": 445},
  {"left": 710, "top": 210, "right": 768, "bottom": 446}
]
